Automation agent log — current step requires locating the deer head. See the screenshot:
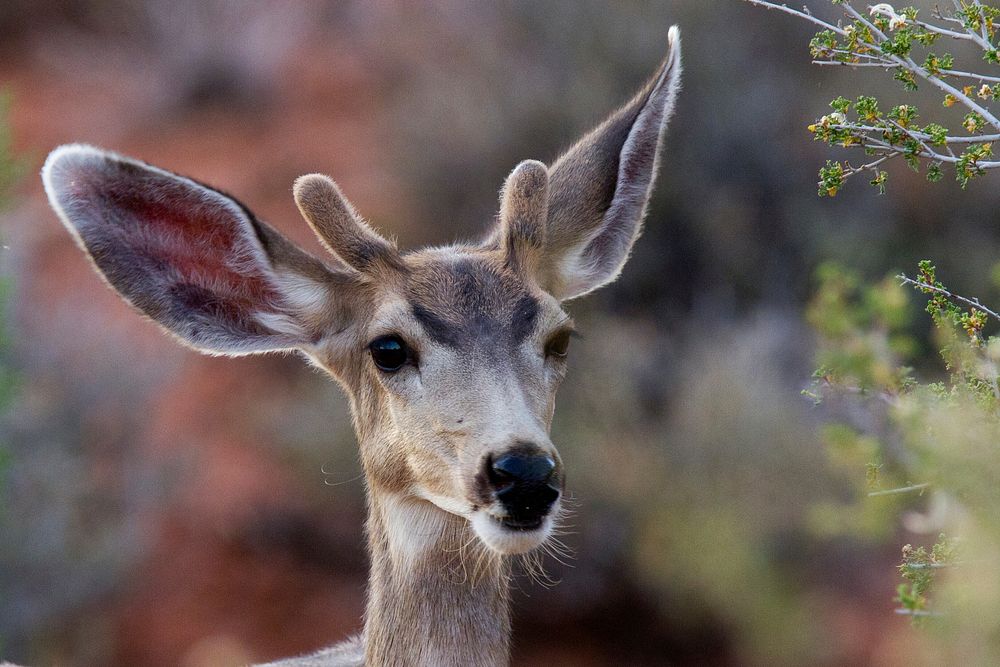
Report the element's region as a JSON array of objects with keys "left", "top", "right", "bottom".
[{"left": 41, "top": 28, "right": 681, "bottom": 560}]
